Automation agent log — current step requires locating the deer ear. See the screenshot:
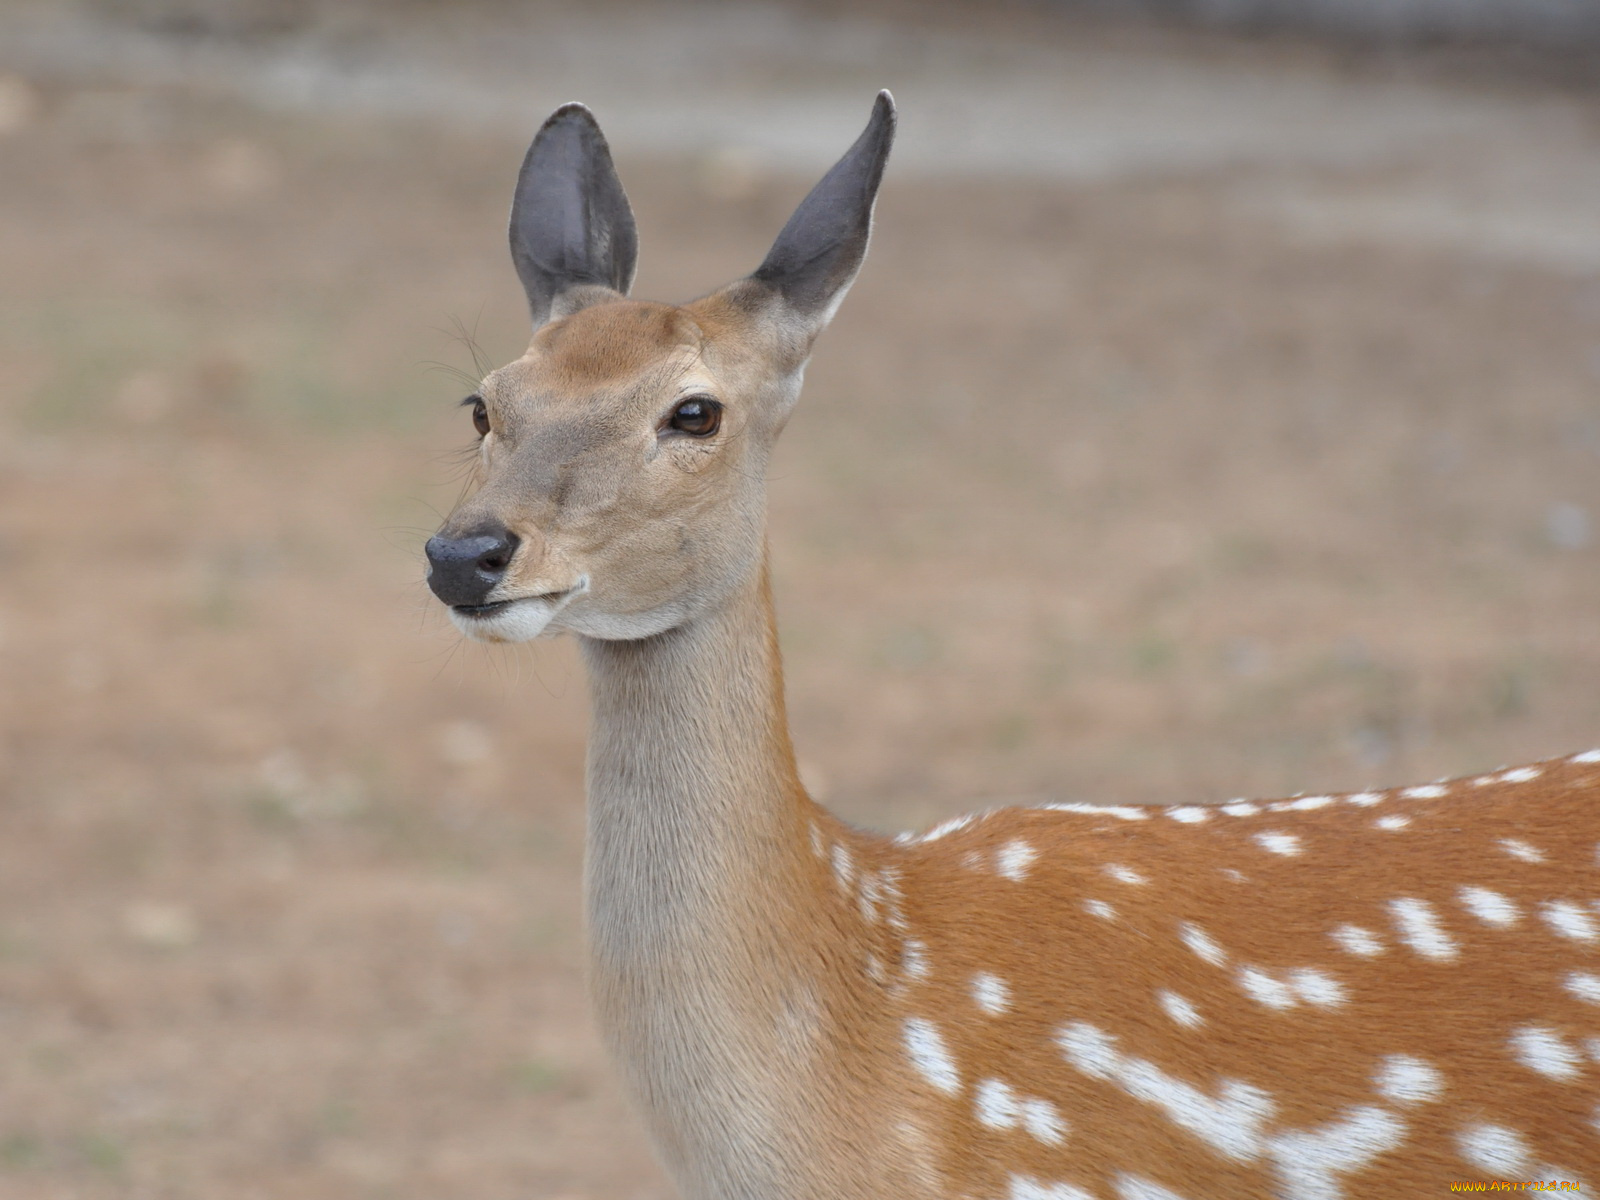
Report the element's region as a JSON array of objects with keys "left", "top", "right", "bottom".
[
  {"left": 510, "top": 103, "right": 639, "bottom": 328},
  {"left": 751, "top": 91, "right": 895, "bottom": 338}
]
